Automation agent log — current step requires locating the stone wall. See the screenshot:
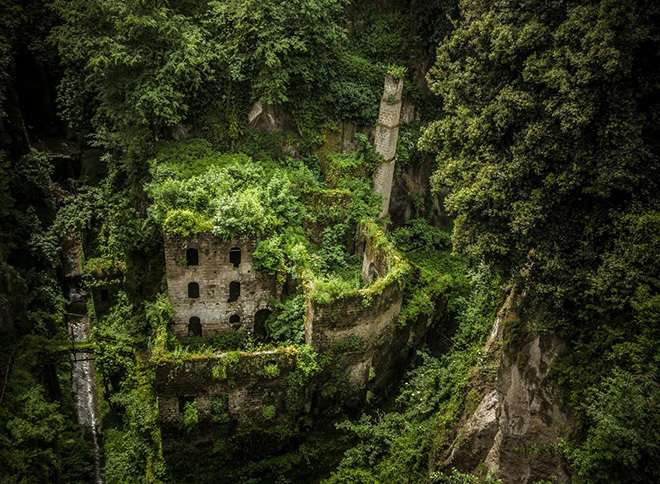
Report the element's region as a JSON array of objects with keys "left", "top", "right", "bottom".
[
  {"left": 155, "top": 347, "right": 298, "bottom": 430},
  {"left": 156, "top": 223, "right": 440, "bottom": 447},
  {"left": 164, "top": 233, "right": 278, "bottom": 338},
  {"left": 304, "top": 222, "right": 412, "bottom": 394},
  {"left": 305, "top": 283, "right": 404, "bottom": 391}
]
